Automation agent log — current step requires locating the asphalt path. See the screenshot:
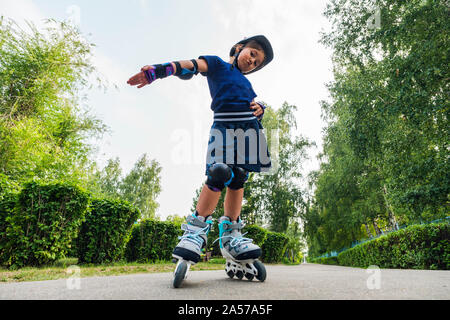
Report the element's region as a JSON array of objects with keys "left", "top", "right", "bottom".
[{"left": 1, "top": 263, "right": 449, "bottom": 300}]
